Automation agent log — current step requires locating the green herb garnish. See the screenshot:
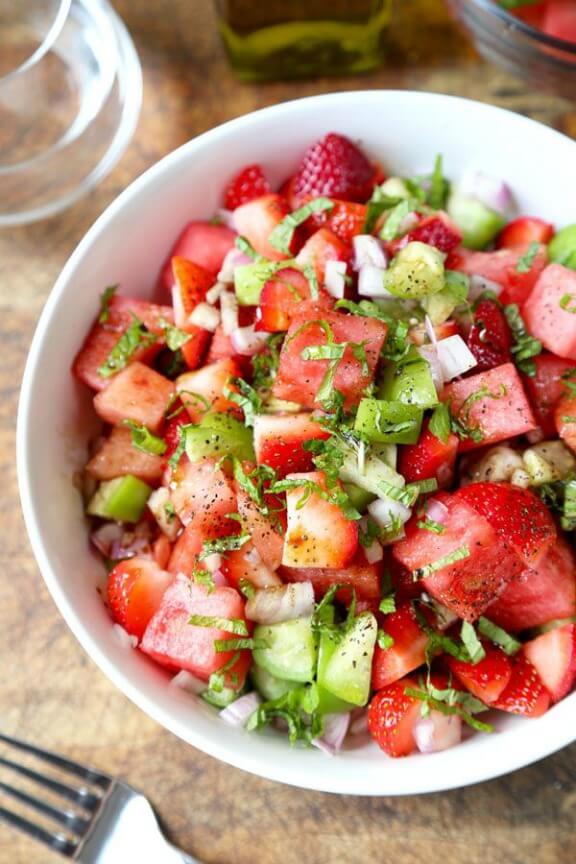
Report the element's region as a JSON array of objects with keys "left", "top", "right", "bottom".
[
  {"left": 122, "top": 420, "right": 167, "bottom": 456},
  {"left": 98, "top": 285, "right": 117, "bottom": 324},
  {"left": 98, "top": 315, "right": 157, "bottom": 378},
  {"left": 269, "top": 198, "right": 334, "bottom": 255}
]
